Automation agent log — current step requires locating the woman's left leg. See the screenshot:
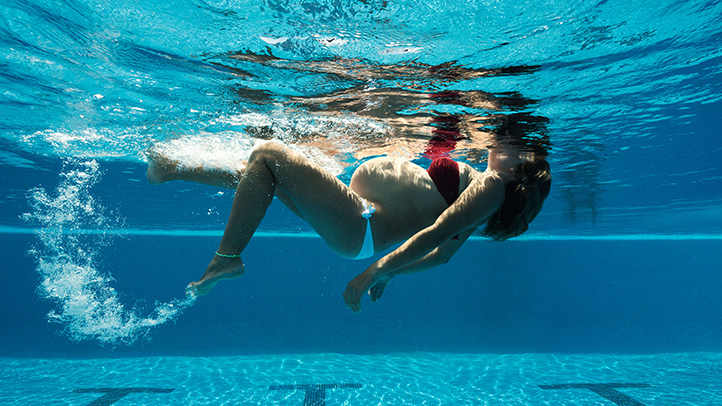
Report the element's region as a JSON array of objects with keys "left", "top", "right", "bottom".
[
  {"left": 147, "top": 151, "right": 305, "bottom": 218},
  {"left": 146, "top": 150, "right": 242, "bottom": 189}
]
